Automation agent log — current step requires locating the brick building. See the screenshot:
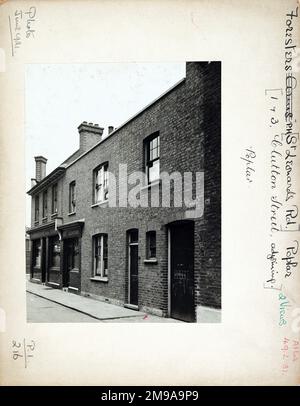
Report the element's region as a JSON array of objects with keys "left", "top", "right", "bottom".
[
  {"left": 27, "top": 62, "right": 221, "bottom": 322},
  {"left": 25, "top": 228, "right": 31, "bottom": 274}
]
